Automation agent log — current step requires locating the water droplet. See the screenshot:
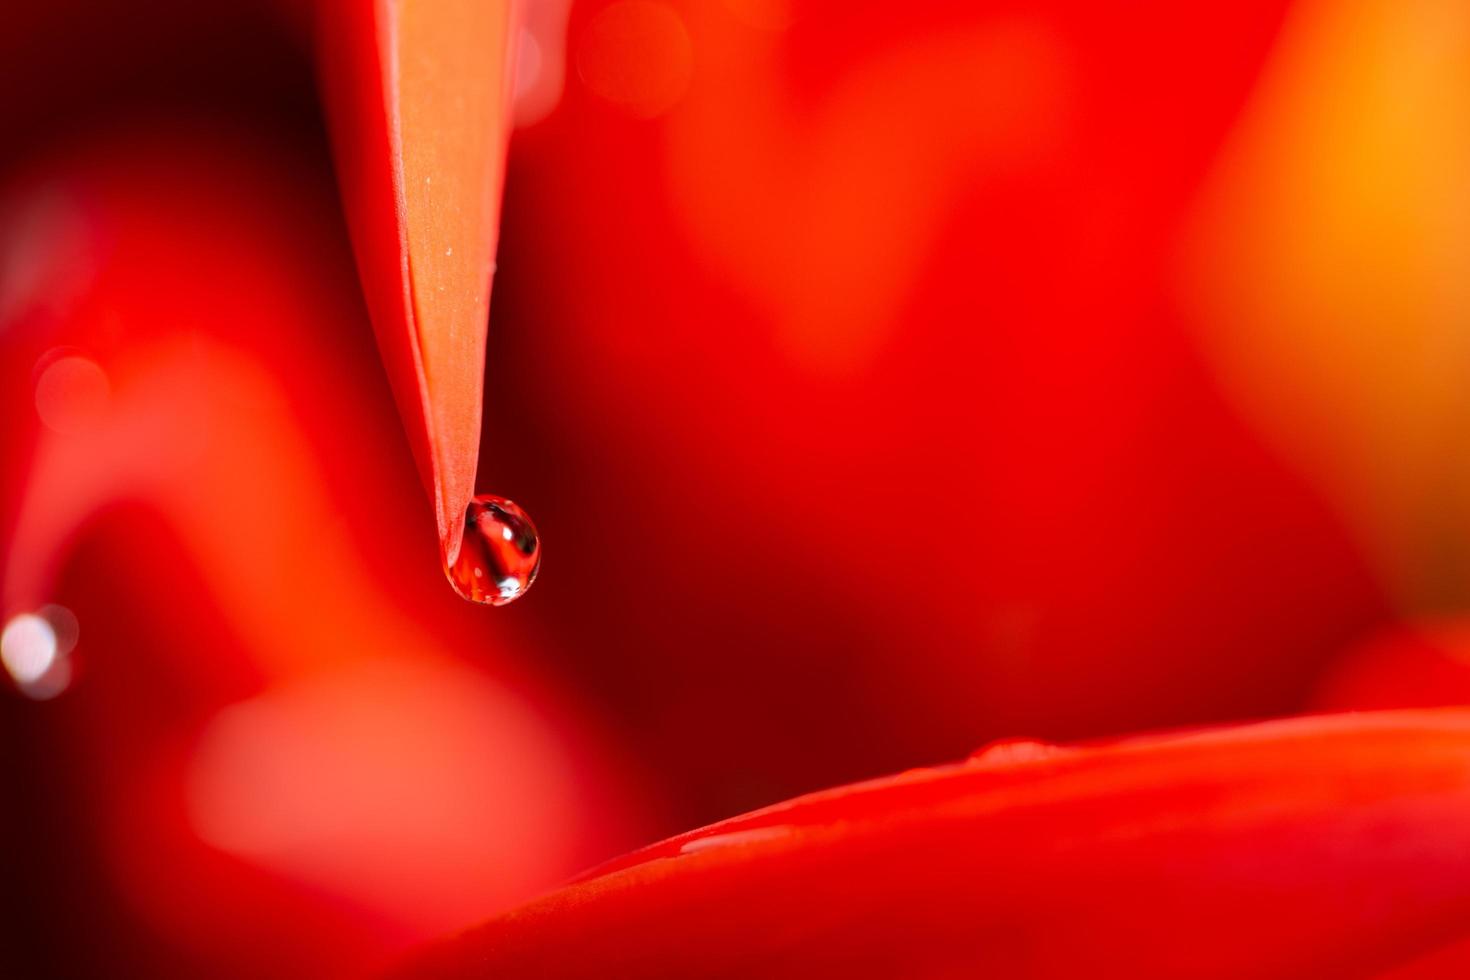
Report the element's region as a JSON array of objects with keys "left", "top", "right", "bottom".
[{"left": 446, "top": 495, "right": 541, "bottom": 605}]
